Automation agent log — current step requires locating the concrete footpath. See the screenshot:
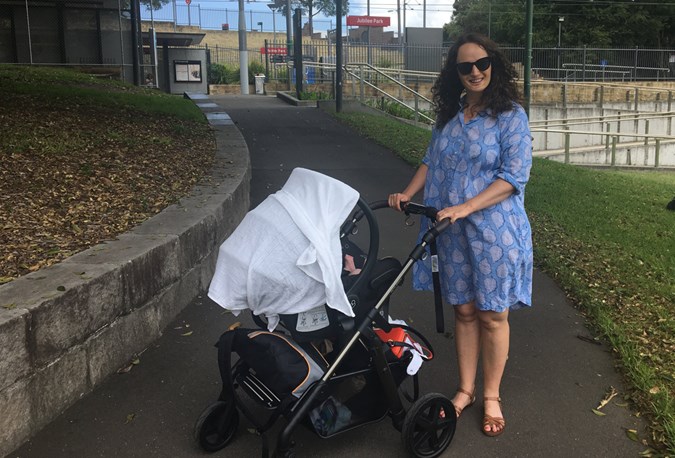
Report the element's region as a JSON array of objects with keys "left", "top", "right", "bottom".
[{"left": 8, "top": 95, "right": 646, "bottom": 458}]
